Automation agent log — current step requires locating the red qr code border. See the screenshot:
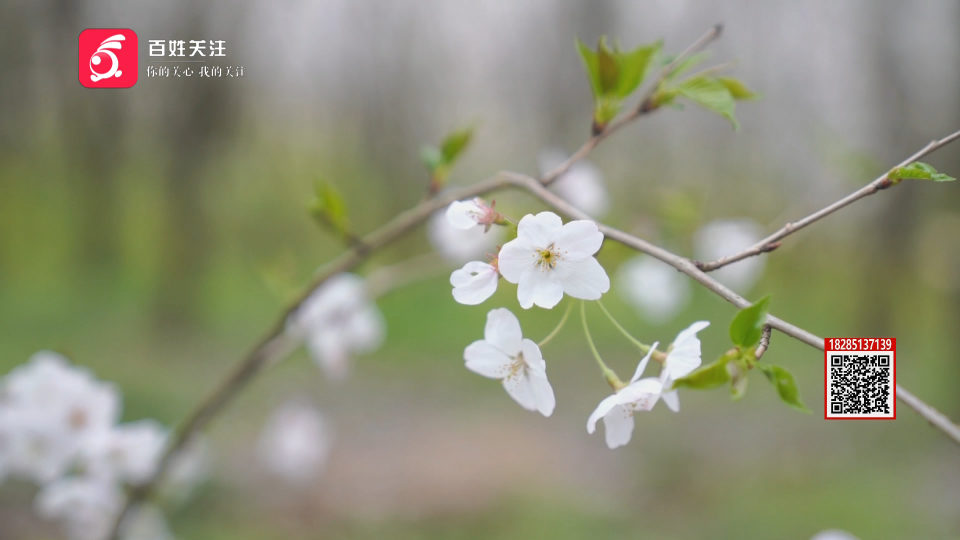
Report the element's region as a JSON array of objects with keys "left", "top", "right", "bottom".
[{"left": 823, "top": 337, "right": 896, "bottom": 420}]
